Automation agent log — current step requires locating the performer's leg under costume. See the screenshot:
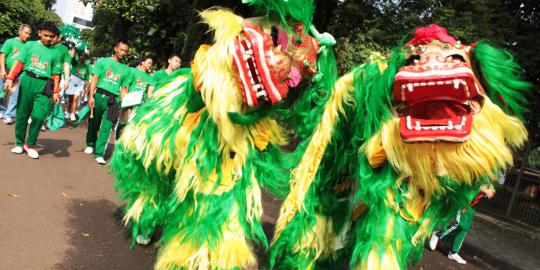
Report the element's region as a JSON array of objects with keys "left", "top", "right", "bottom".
[
  {"left": 15, "top": 74, "right": 52, "bottom": 147},
  {"left": 438, "top": 208, "right": 475, "bottom": 254}
]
